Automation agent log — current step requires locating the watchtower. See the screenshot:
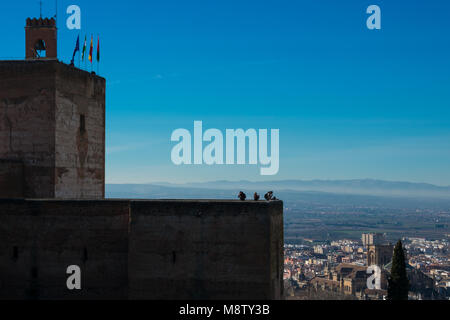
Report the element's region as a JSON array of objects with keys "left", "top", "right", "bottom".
[
  {"left": 25, "top": 17, "right": 57, "bottom": 60},
  {"left": 0, "top": 18, "right": 105, "bottom": 199}
]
